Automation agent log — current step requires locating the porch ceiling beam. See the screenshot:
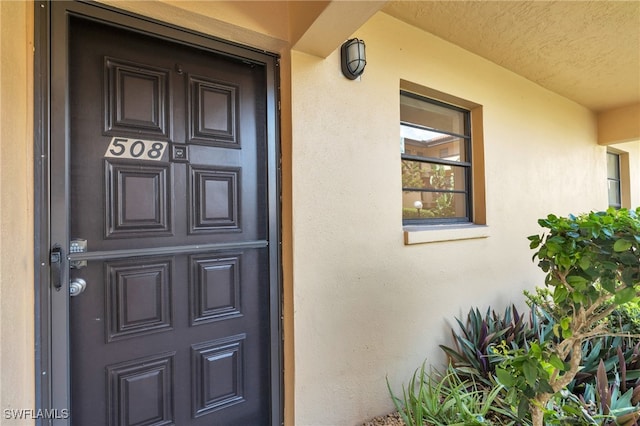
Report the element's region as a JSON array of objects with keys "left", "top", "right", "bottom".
[
  {"left": 291, "top": 0, "right": 388, "bottom": 58},
  {"left": 598, "top": 103, "right": 640, "bottom": 145}
]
